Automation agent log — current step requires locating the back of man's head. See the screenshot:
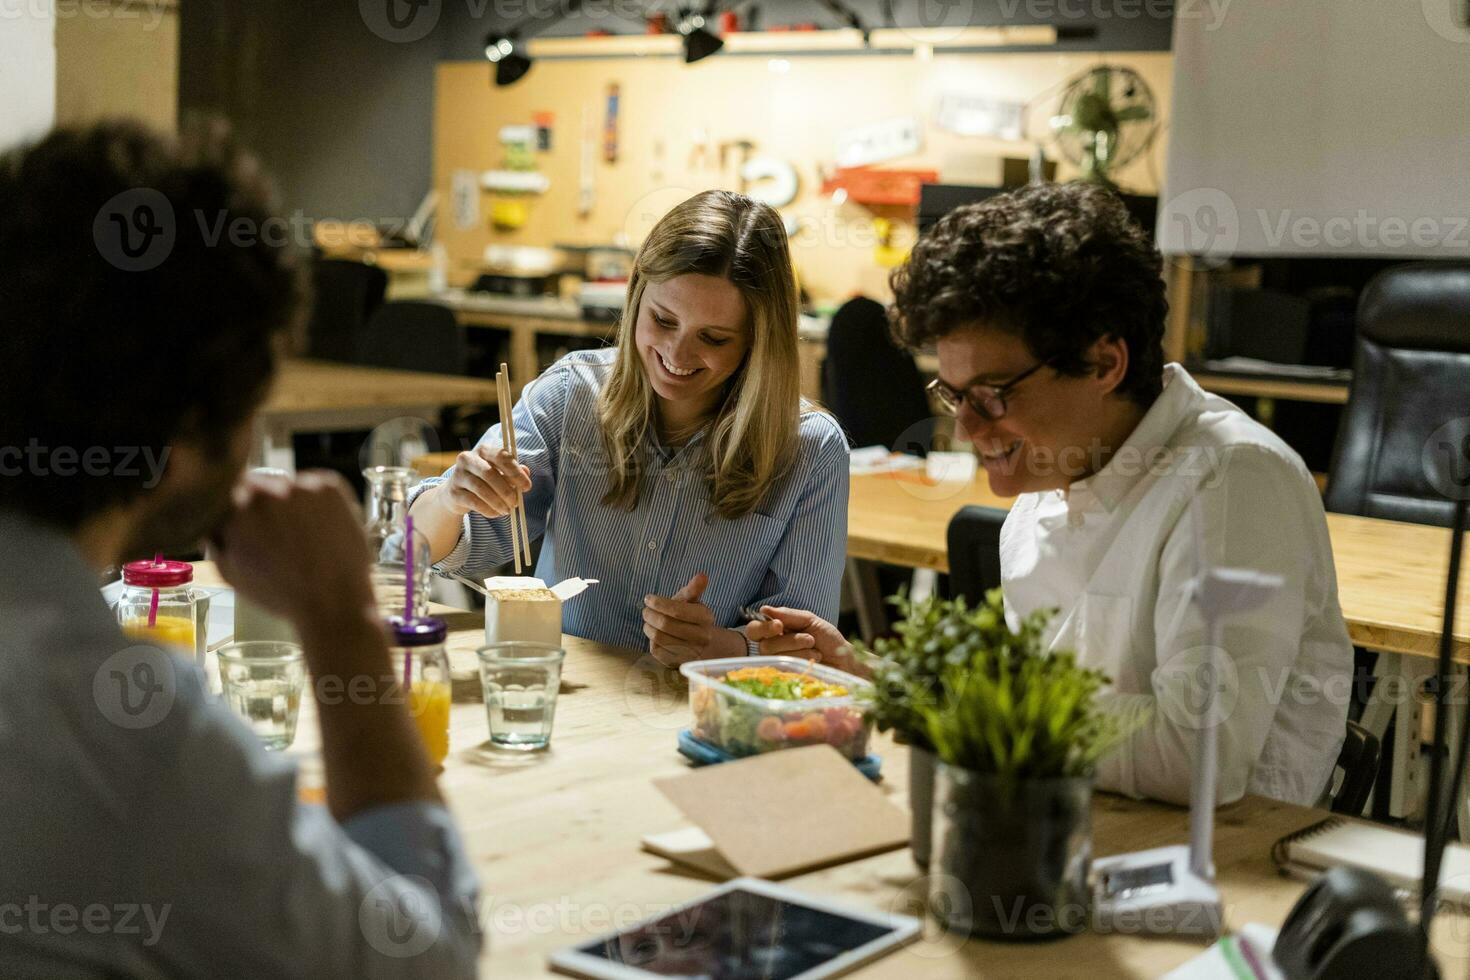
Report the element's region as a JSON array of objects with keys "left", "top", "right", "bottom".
[{"left": 0, "top": 119, "right": 304, "bottom": 531}]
